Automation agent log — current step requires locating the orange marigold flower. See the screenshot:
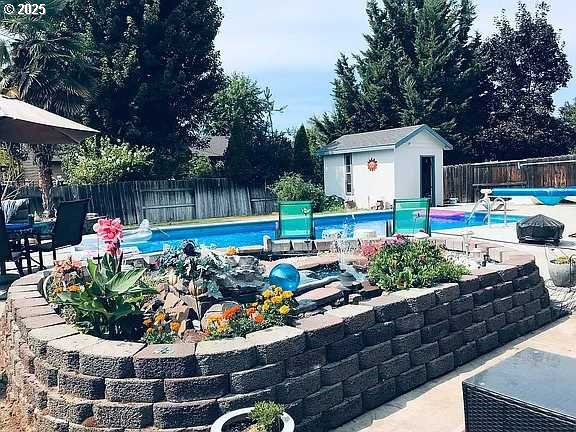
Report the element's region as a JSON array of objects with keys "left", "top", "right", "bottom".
[
  {"left": 143, "top": 319, "right": 153, "bottom": 327},
  {"left": 253, "top": 314, "right": 264, "bottom": 324},
  {"left": 246, "top": 307, "right": 256, "bottom": 316},
  {"left": 222, "top": 305, "right": 241, "bottom": 320},
  {"left": 67, "top": 284, "right": 81, "bottom": 293},
  {"left": 170, "top": 322, "right": 180, "bottom": 332}
]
